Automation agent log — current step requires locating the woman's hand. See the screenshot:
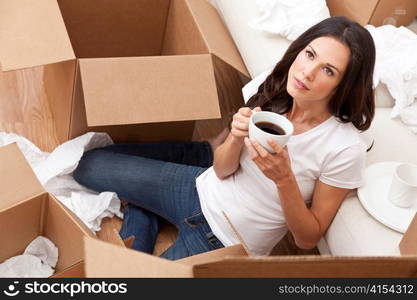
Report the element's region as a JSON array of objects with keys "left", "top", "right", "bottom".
[
  {"left": 244, "top": 137, "right": 293, "bottom": 185},
  {"left": 230, "top": 107, "right": 262, "bottom": 141}
]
